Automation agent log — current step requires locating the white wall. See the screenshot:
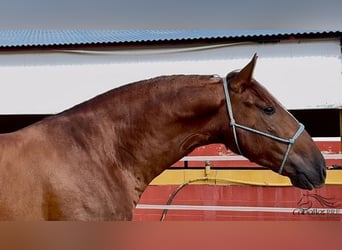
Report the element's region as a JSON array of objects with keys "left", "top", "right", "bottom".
[{"left": 0, "top": 38, "right": 341, "bottom": 114}]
